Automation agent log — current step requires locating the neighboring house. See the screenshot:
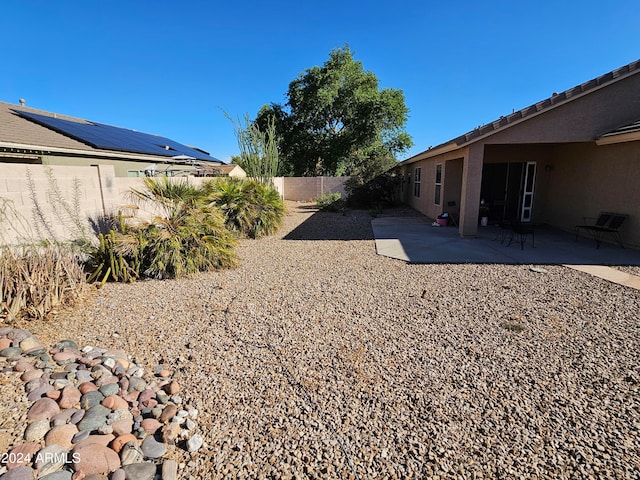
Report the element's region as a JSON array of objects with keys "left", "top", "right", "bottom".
[
  {"left": 193, "top": 163, "right": 247, "bottom": 178},
  {"left": 399, "top": 59, "right": 640, "bottom": 248},
  {"left": 0, "top": 100, "right": 225, "bottom": 177}
]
